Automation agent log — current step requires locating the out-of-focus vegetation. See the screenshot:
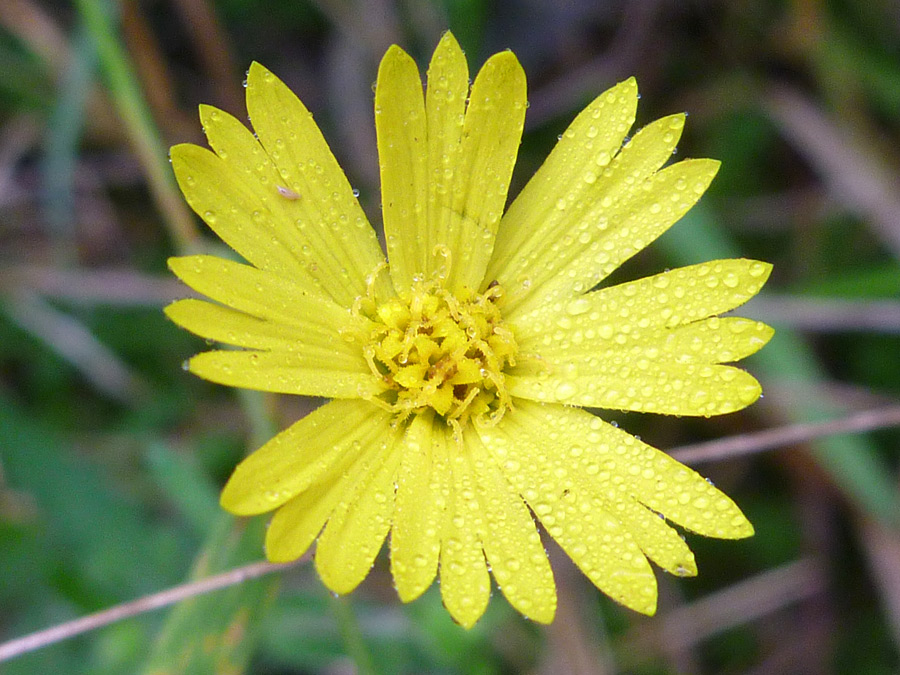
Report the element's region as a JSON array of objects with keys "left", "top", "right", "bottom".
[{"left": 1, "top": 1, "right": 900, "bottom": 673}]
